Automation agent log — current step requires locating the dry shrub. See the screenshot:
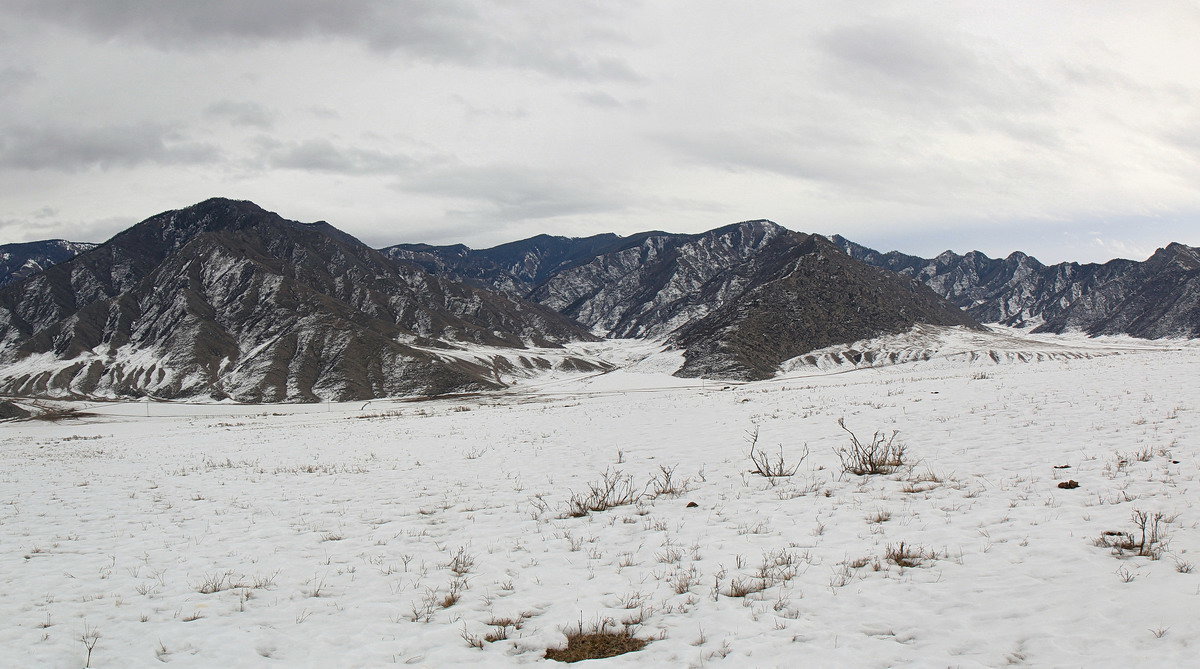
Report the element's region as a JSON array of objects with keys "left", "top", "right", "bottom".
[
  {"left": 565, "top": 470, "right": 644, "bottom": 518},
  {"left": 884, "top": 542, "right": 937, "bottom": 568},
  {"left": 648, "top": 465, "right": 693, "bottom": 497},
  {"left": 545, "top": 618, "right": 648, "bottom": 663},
  {"left": 835, "top": 418, "right": 905, "bottom": 476},
  {"left": 1095, "top": 509, "right": 1169, "bottom": 559},
  {"left": 721, "top": 577, "right": 769, "bottom": 598},
  {"left": 746, "top": 427, "right": 807, "bottom": 477}
]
